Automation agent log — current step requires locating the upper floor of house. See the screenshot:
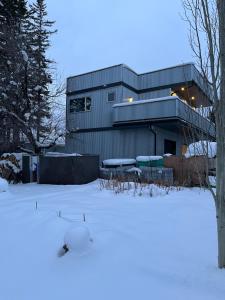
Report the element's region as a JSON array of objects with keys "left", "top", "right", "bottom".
[{"left": 66, "top": 63, "right": 214, "bottom": 137}]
